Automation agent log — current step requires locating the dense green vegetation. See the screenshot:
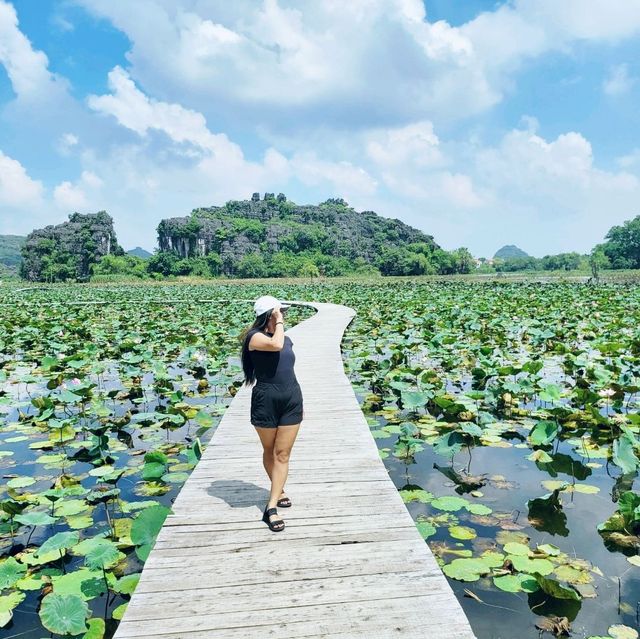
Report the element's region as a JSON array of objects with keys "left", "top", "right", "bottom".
[
  {"left": 485, "top": 251, "right": 585, "bottom": 273},
  {"left": 14, "top": 202, "right": 640, "bottom": 283},
  {"left": 1, "top": 278, "right": 639, "bottom": 638},
  {"left": 484, "top": 213, "right": 640, "bottom": 275},
  {"left": 596, "top": 214, "right": 640, "bottom": 269},
  {"left": 152, "top": 194, "right": 476, "bottom": 278},
  {"left": 0, "top": 235, "right": 26, "bottom": 275},
  {"left": 20, "top": 213, "right": 122, "bottom": 283},
  {"left": 0, "top": 281, "right": 313, "bottom": 636},
  {"left": 336, "top": 280, "right": 640, "bottom": 638}
]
